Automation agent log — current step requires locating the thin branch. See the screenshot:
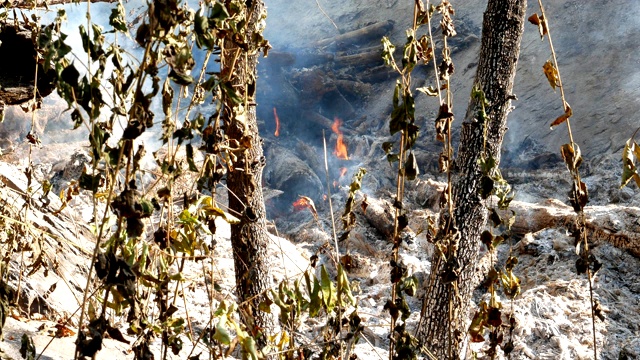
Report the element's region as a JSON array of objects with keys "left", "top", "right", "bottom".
[{"left": 6, "top": 0, "right": 116, "bottom": 8}]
